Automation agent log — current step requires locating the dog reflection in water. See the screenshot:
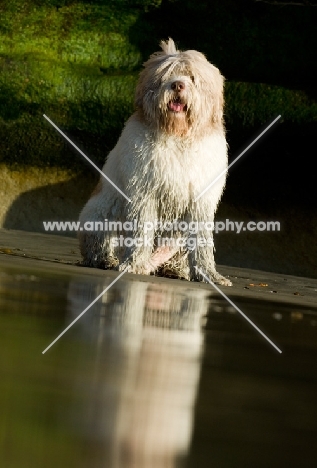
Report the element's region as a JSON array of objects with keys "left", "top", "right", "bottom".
[{"left": 67, "top": 279, "right": 211, "bottom": 467}]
